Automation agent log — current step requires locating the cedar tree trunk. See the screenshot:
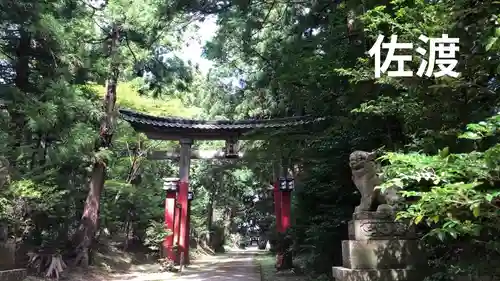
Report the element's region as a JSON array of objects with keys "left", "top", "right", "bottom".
[{"left": 75, "top": 24, "right": 120, "bottom": 266}]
